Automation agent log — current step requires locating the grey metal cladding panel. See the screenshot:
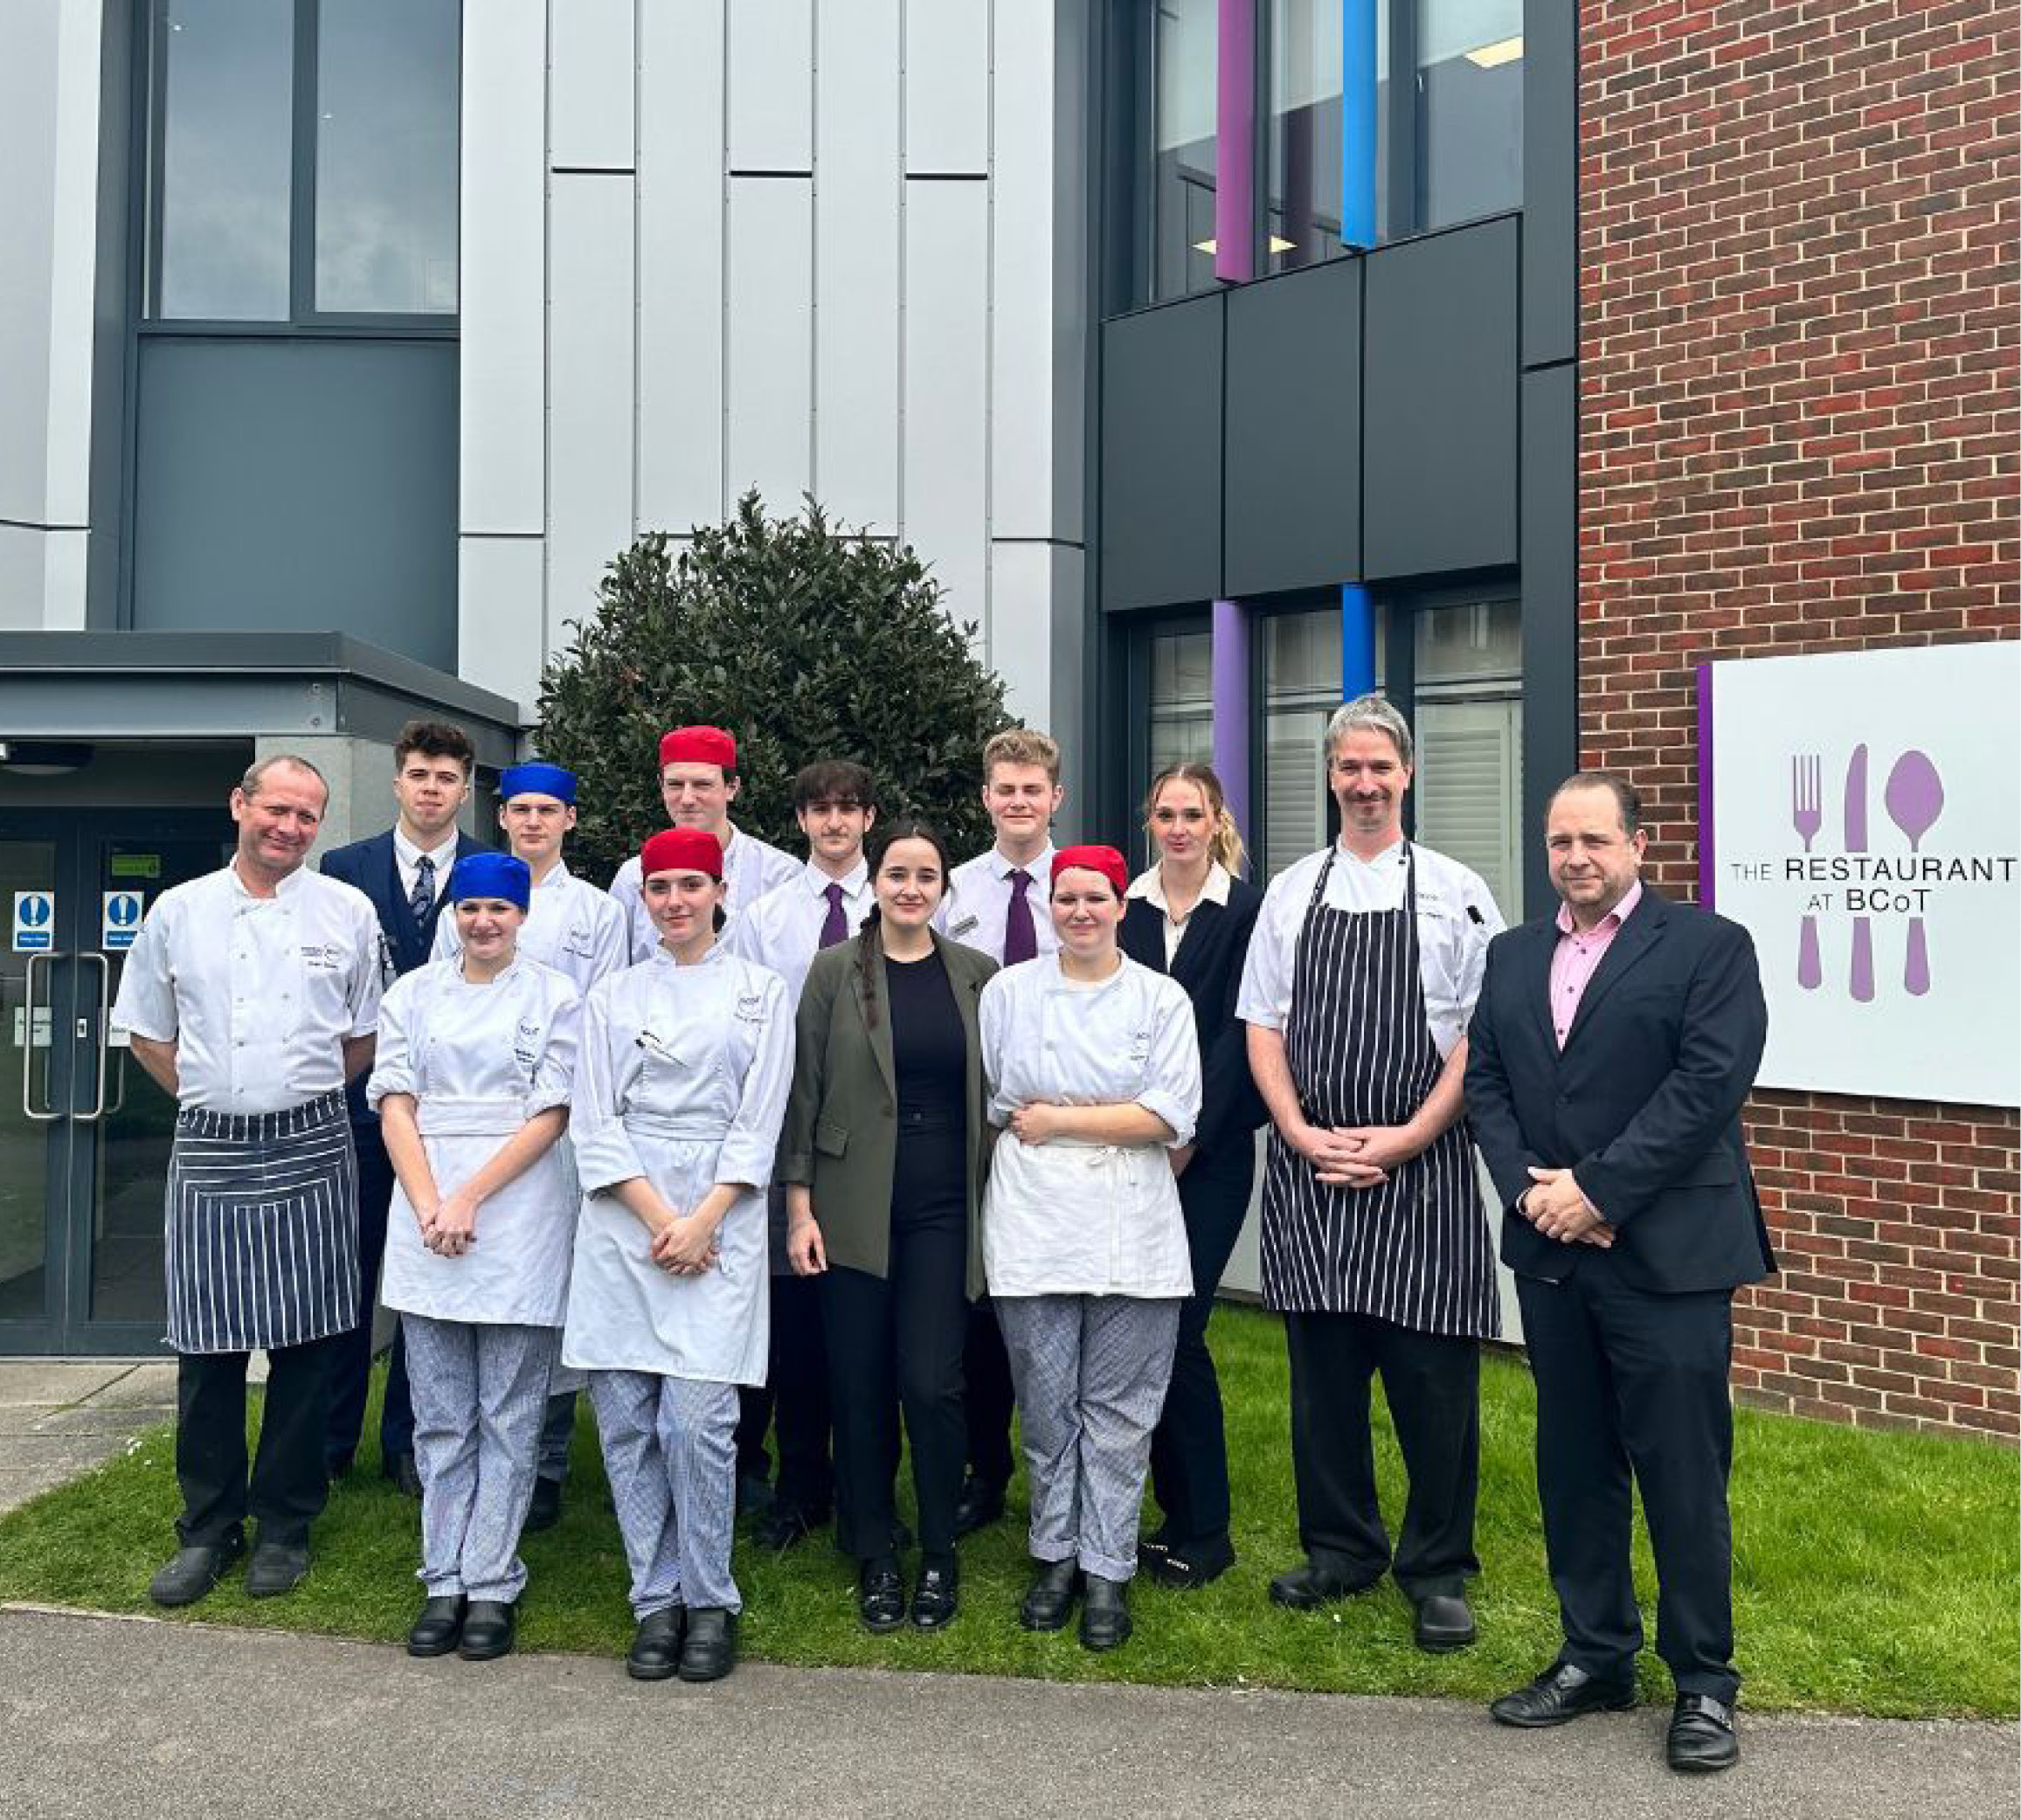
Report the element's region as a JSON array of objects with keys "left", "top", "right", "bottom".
[
  {"left": 131, "top": 337, "right": 459, "bottom": 671},
  {"left": 1223, "top": 259, "right": 1362, "bottom": 598},
  {"left": 1098, "top": 296, "right": 1223, "bottom": 612},
  {"left": 1522, "top": 0, "right": 1577, "bottom": 370},
  {"left": 1519, "top": 361, "right": 1578, "bottom": 919},
  {"left": 1361, "top": 218, "right": 1519, "bottom": 581}
]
